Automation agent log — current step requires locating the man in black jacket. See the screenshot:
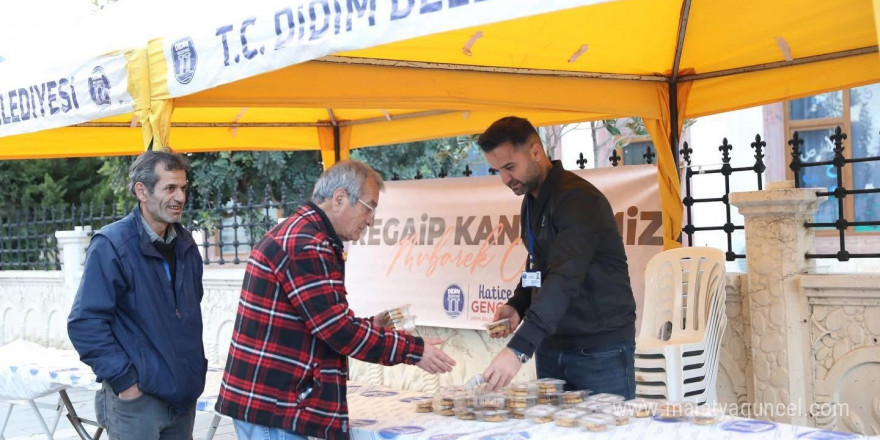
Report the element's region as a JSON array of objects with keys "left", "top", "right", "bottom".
[{"left": 479, "top": 116, "right": 637, "bottom": 398}]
